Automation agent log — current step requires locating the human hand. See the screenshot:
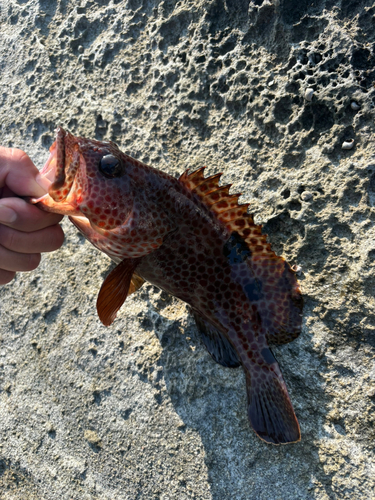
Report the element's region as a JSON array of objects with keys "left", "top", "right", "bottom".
[{"left": 0, "top": 147, "right": 64, "bottom": 285}]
